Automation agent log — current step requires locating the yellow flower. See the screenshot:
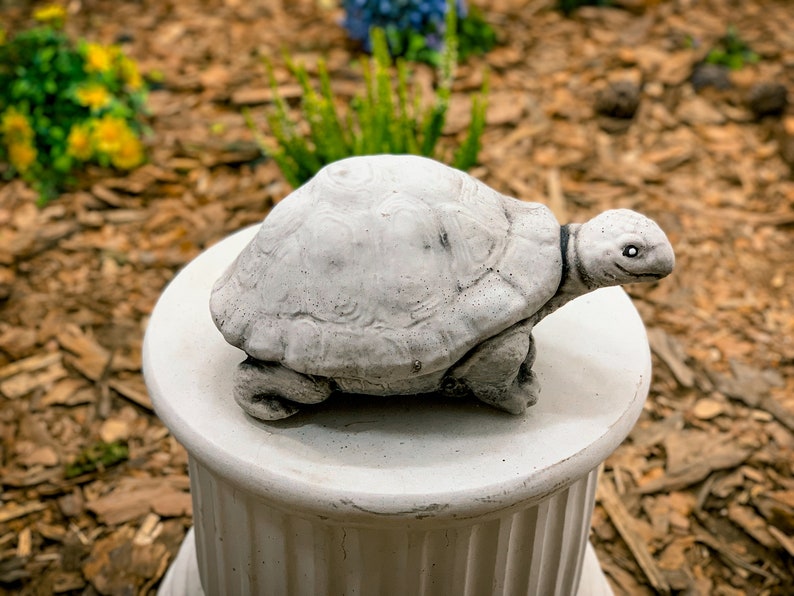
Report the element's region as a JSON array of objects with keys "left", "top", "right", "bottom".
[
  {"left": 66, "top": 123, "right": 93, "bottom": 160},
  {"left": 83, "top": 43, "right": 116, "bottom": 73},
  {"left": 91, "top": 115, "right": 144, "bottom": 168},
  {"left": 92, "top": 115, "right": 129, "bottom": 155},
  {"left": 110, "top": 132, "right": 144, "bottom": 169},
  {"left": 75, "top": 83, "right": 111, "bottom": 110},
  {"left": 7, "top": 141, "right": 37, "bottom": 173},
  {"left": 33, "top": 4, "right": 67, "bottom": 26},
  {"left": 118, "top": 56, "right": 143, "bottom": 91},
  {"left": 1, "top": 107, "right": 34, "bottom": 142}
]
